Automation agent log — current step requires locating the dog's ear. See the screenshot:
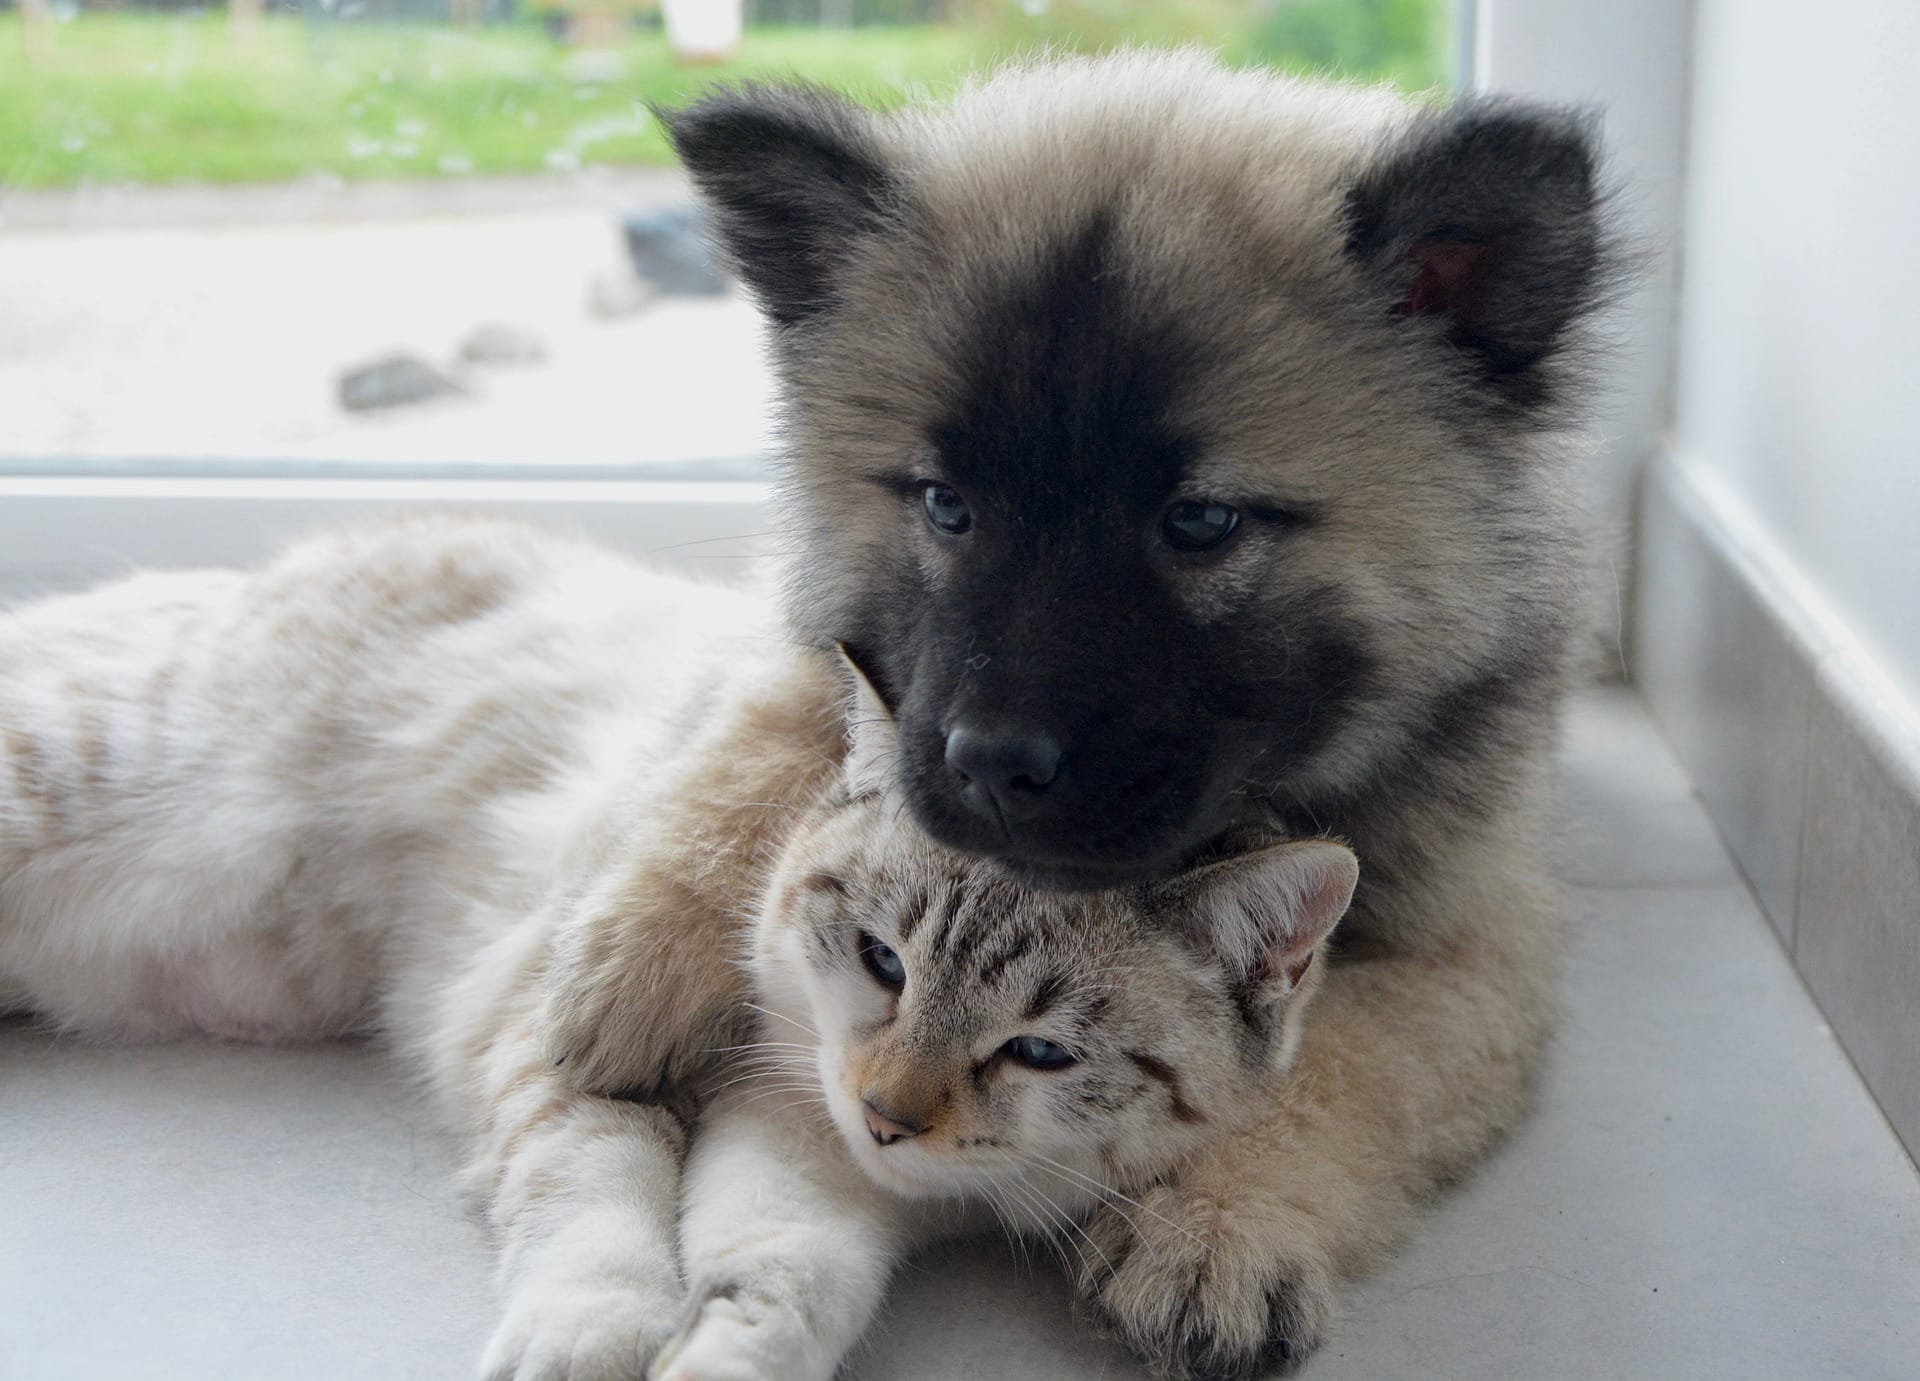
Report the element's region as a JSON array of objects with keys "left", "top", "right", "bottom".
[
  {"left": 1165, "top": 840, "right": 1358, "bottom": 1005},
  {"left": 657, "top": 83, "right": 900, "bottom": 327},
  {"left": 1345, "top": 98, "right": 1611, "bottom": 405},
  {"left": 835, "top": 643, "right": 899, "bottom": 800}
]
